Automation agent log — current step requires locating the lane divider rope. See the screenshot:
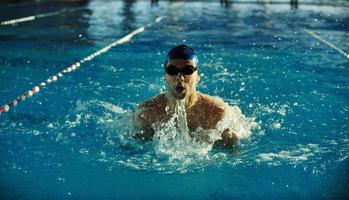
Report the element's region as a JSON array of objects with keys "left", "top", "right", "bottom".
[
  {"left": 304, "top": 28, "right": 349, "bottom": 59},
  {"left": 0, "top": 7, "right": 85, "bottom": 26},
  {"left": 0, "top": 16, "right": 165, "bottom": 114}
]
